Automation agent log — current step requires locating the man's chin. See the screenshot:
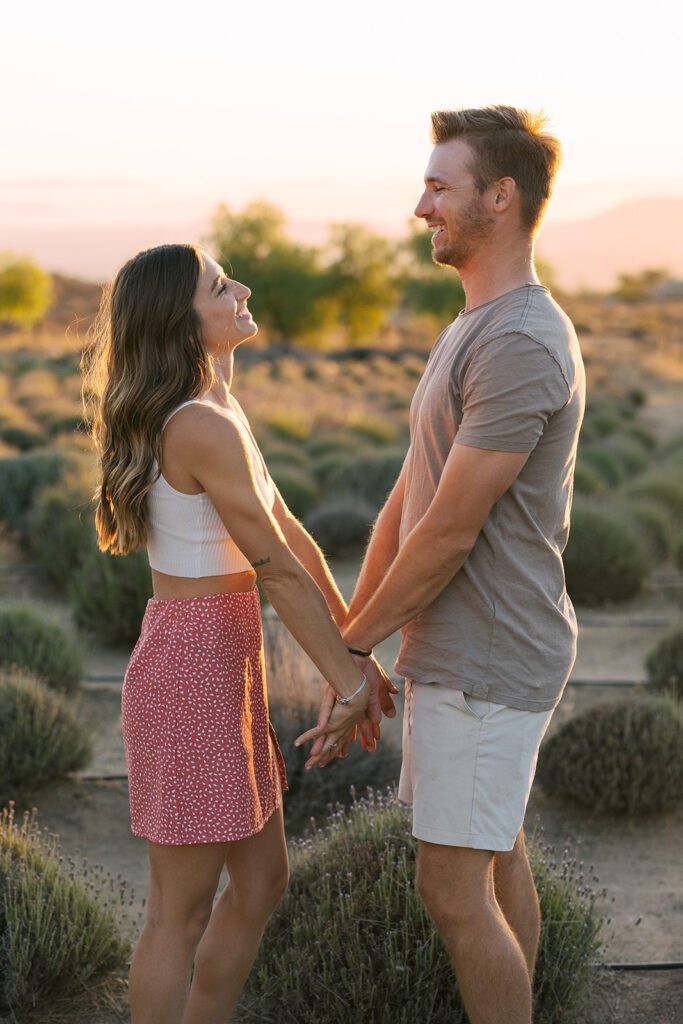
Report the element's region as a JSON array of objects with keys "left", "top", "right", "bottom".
[{"left": 432, "top": 245, "right": 457, "bottom": 269}]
